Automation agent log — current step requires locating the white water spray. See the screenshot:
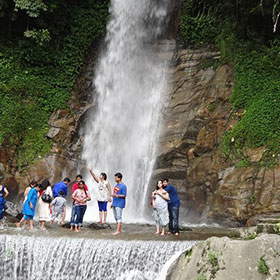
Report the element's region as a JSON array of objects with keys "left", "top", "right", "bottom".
[
  {"left": 0, "top": 234, "right": 194, "bottom": 280},
  {"left": 82, "top": 0, "right": 171, "bottom": 222}
]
